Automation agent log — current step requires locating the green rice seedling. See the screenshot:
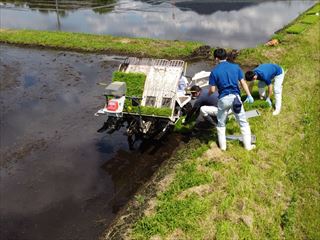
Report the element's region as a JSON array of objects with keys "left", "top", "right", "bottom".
[
  {"left": 112, "top": 71, "right": 146, "bottom": 97},
  {"left": 173, "top": 116, "right": 196, "bottom": 133},
  {"left": 112, "top": 71, "right": 172, "bottom": 117},
  {"left": 126, "top": 105, "right": 172, "bottom": 117},
  {"left": 243, "top": 100, "right": 271, "bottom": 111}
]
